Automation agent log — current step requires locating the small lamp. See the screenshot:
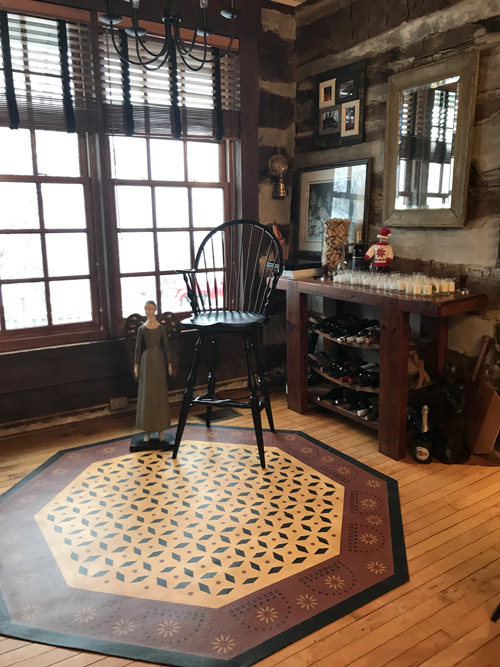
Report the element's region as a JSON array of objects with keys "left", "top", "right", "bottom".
[{"left": 268, "top": 154, "right": 289, "bottom": 200}]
